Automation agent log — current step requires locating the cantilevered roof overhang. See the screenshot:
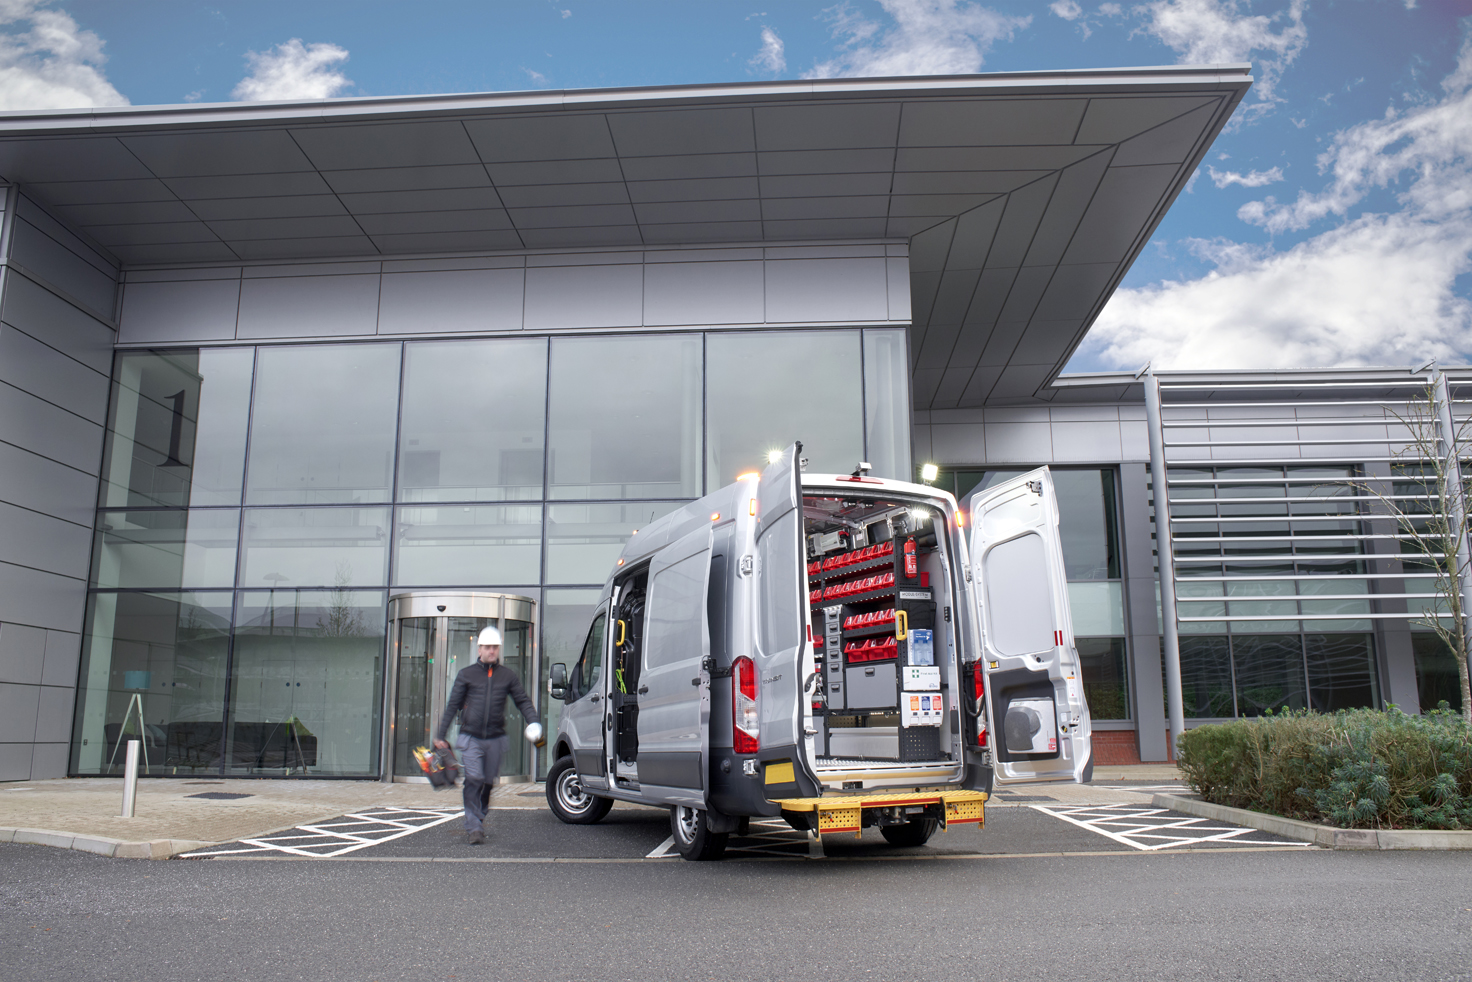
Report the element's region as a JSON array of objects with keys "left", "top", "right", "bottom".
[{"left": 0, "top": 67, "right": 1250, "bottom": 405}]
